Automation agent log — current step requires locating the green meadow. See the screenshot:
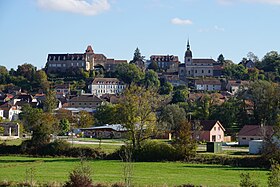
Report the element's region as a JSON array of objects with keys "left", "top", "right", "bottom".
[{"left": 0, "top": 156, "right": 268, "bottom": 186}]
